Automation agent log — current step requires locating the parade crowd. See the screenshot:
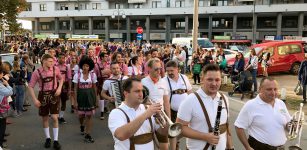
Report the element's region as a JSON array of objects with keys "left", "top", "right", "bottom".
[{"left": 0, "top": 38, "right": 300, "bottom": 150}]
